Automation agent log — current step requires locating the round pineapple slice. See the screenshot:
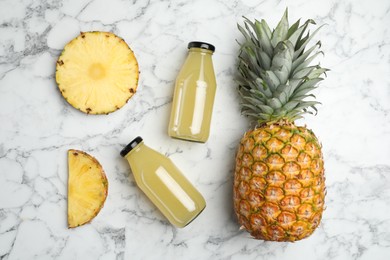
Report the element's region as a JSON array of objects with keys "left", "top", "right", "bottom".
[
  {"left": 56, "top": 31, "right": 139, "bottom": 114},
  {"left": 68, "top": 149, "right": 108, "bottom": 228}
]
